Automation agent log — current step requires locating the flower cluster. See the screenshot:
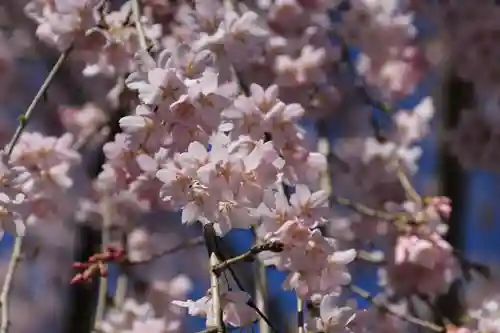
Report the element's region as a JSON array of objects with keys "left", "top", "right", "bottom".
[
  {"left": 100, "top": 275, "right": 192, "bottom": 333},
  {"left": 173, "top": 280, "right": 257, "bottom": 328}
]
